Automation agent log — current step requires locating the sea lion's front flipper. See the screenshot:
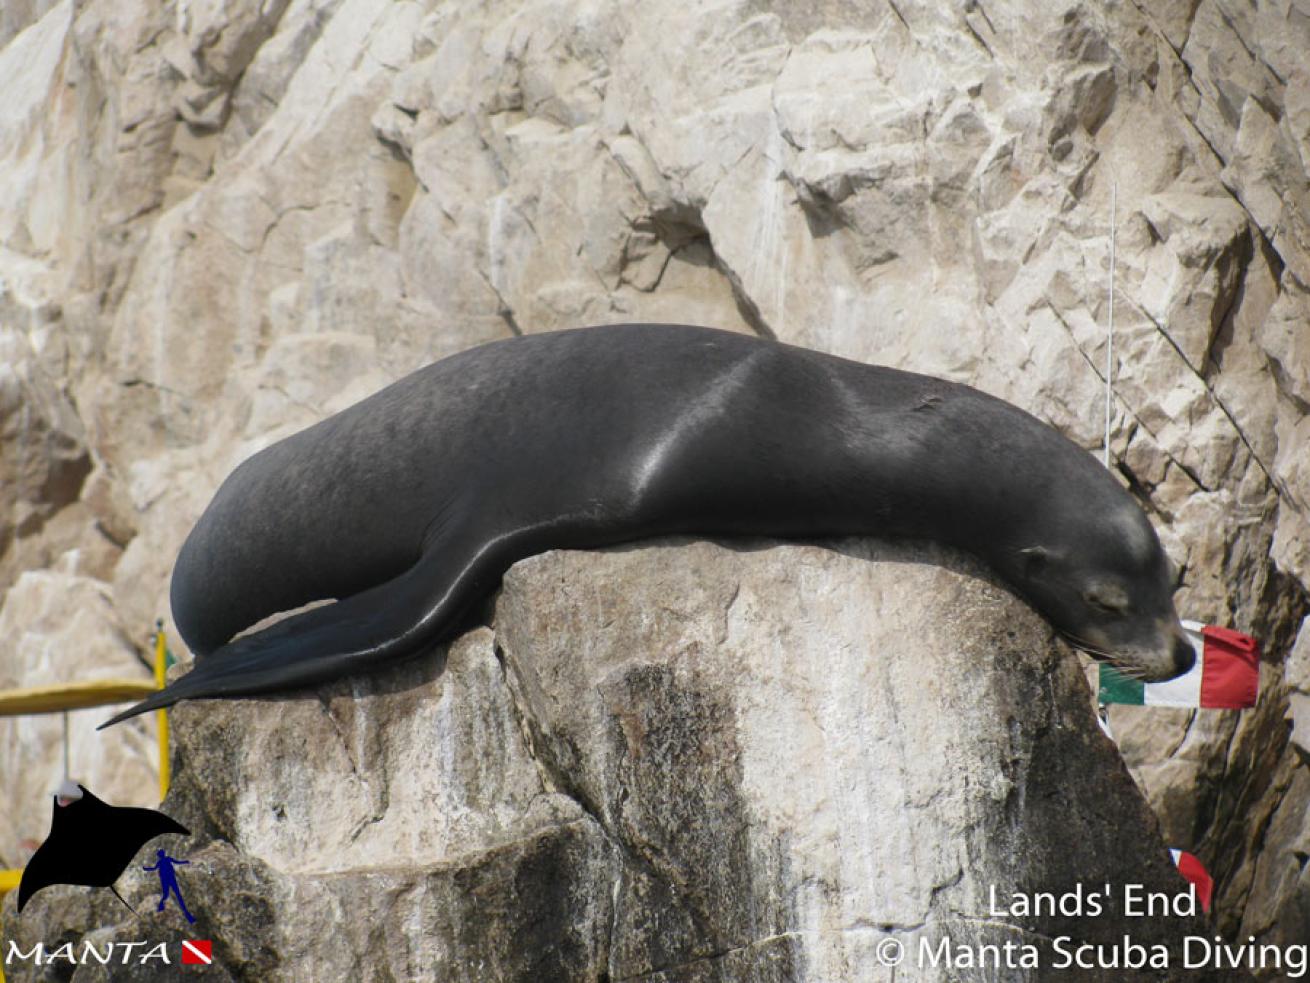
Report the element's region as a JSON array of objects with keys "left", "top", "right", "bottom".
[{"left": 98, "top": 536, "right": 495, "bottom": 729}]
